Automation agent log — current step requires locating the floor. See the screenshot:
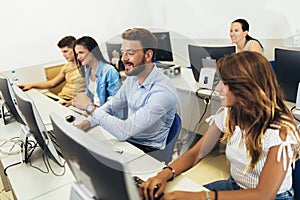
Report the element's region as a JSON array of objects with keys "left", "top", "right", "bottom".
[
  {"left": 0, "top": 180, "right": 14, "bottom": 200},
  {"left": 172, "top": 128, "right": 230, "bottom": 186}
]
